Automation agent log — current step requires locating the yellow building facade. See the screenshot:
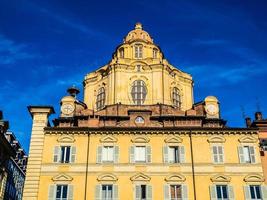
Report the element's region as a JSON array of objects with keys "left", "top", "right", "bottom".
[{"left": 23, "top": 23, "right": 266, "bottom": 200}]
